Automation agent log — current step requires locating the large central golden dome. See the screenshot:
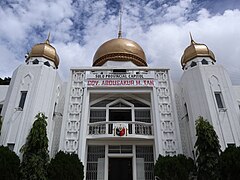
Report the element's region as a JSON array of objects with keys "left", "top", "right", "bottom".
[{"left": 93, "top": 38, "right": 147, "bottom": 66}]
